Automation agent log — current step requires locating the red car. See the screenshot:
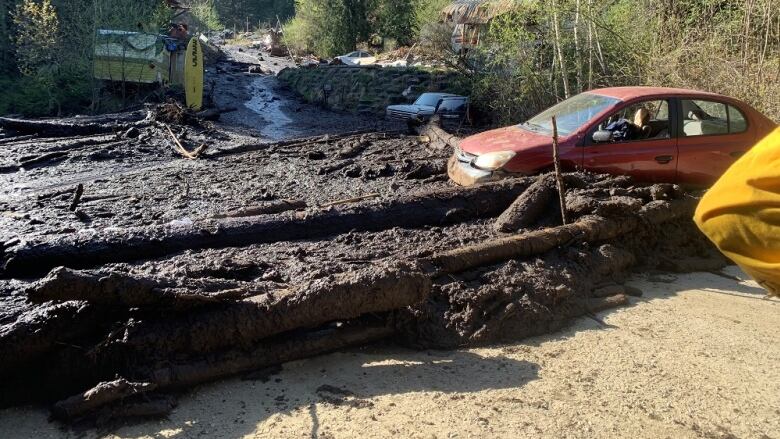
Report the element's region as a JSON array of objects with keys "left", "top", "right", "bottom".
[{"left": 449, "top": 87, "right": 777, "bottom": 187}]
